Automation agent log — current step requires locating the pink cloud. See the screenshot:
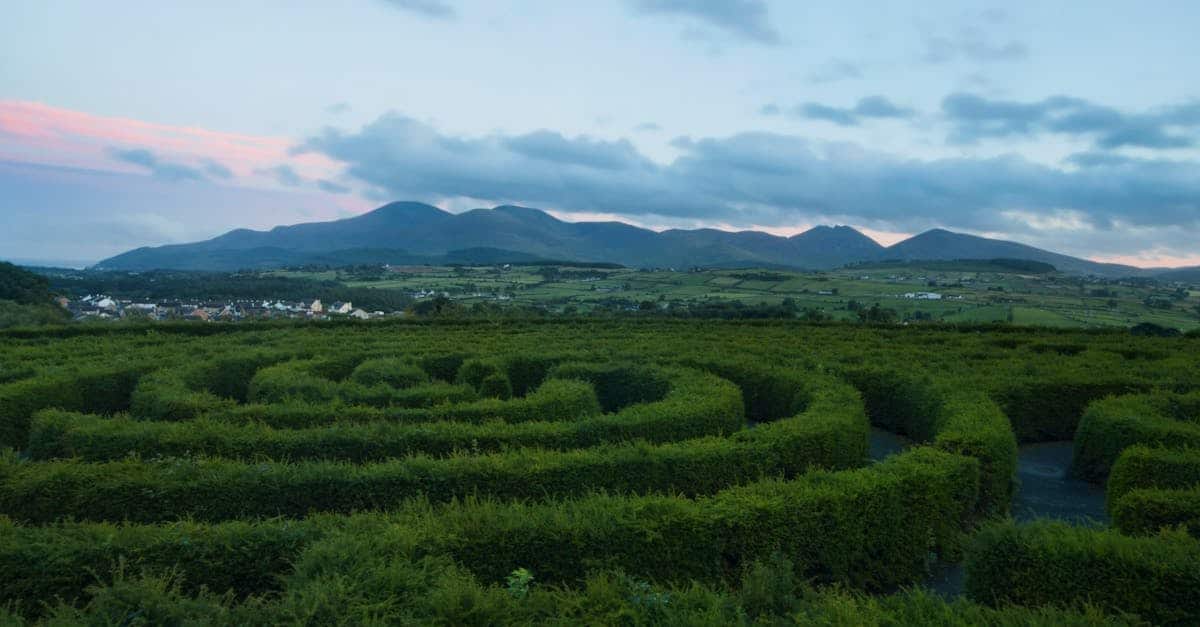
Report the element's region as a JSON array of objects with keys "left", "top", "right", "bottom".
[{"left": 0, "top": 99, "right": 342, "bottom": 183}]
